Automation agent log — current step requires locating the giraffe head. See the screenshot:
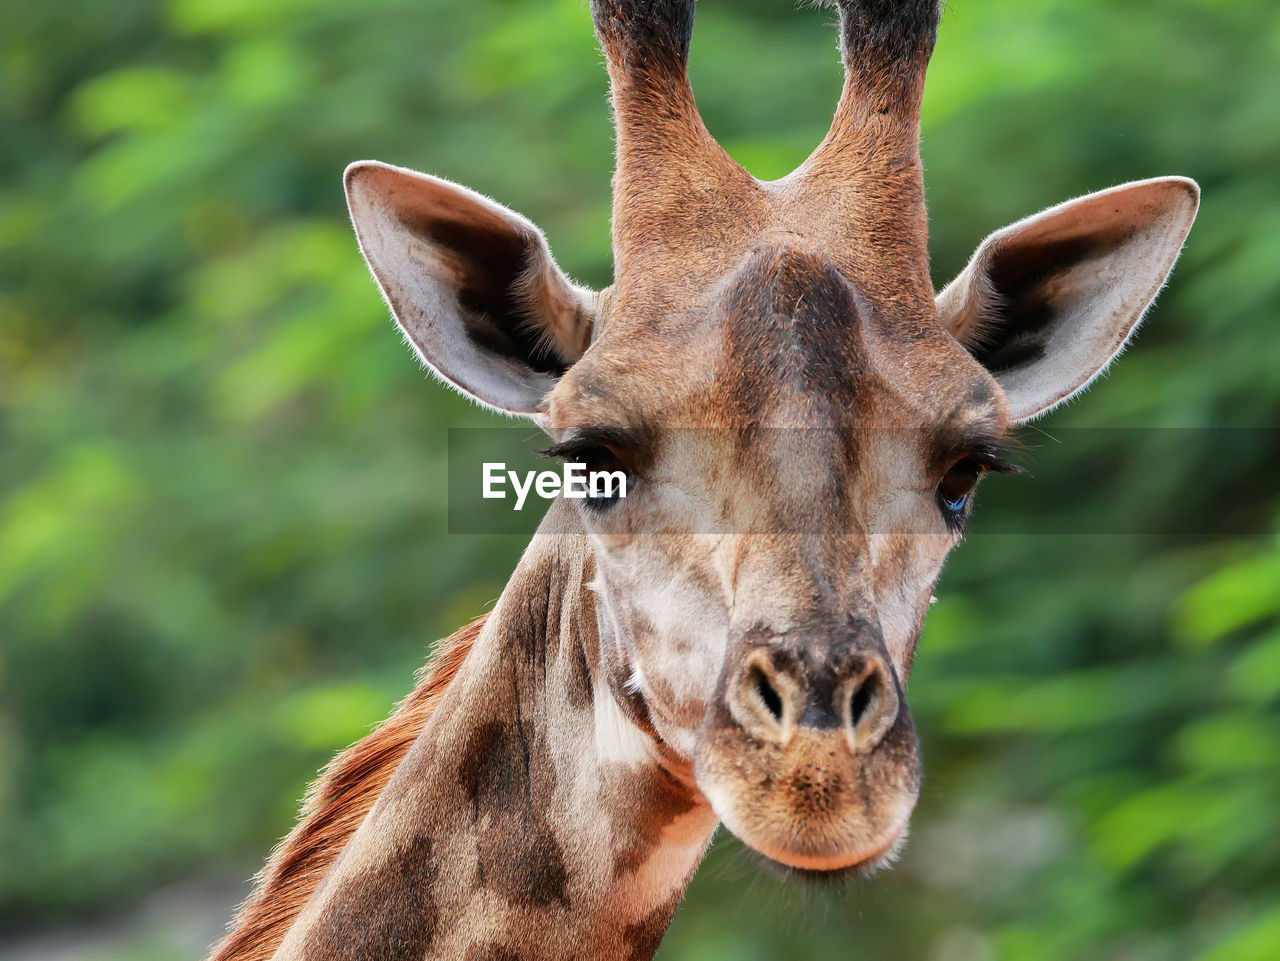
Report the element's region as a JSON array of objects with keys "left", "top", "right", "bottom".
[{"left": 343, "top": 1, "right": 1197, "bottom": 874}]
